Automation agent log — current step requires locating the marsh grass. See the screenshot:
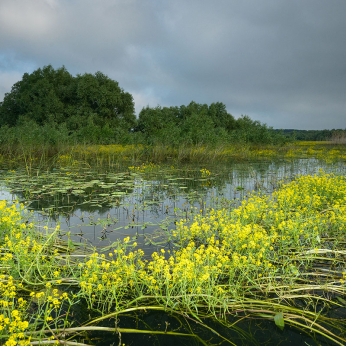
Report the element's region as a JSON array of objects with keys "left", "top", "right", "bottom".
[
  {"left": 1, "top": 170, "right": 346, "bottom": 345},
  {"left": 1, "top": 142, "right": 346, "bottom": 171},
  {"left": 330, "top": 133, "right": 346, "bottom": 145}
]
